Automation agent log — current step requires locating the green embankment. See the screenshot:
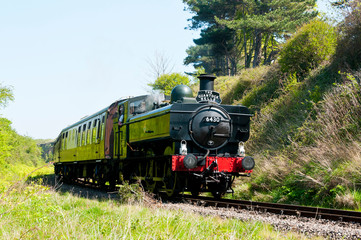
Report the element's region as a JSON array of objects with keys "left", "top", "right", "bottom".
[
  {"left": 0, "top": 117, "right": 49, "bottom": 189},
  {"left": 218, "top": 18, "right": 361, "bottom": 210}
]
